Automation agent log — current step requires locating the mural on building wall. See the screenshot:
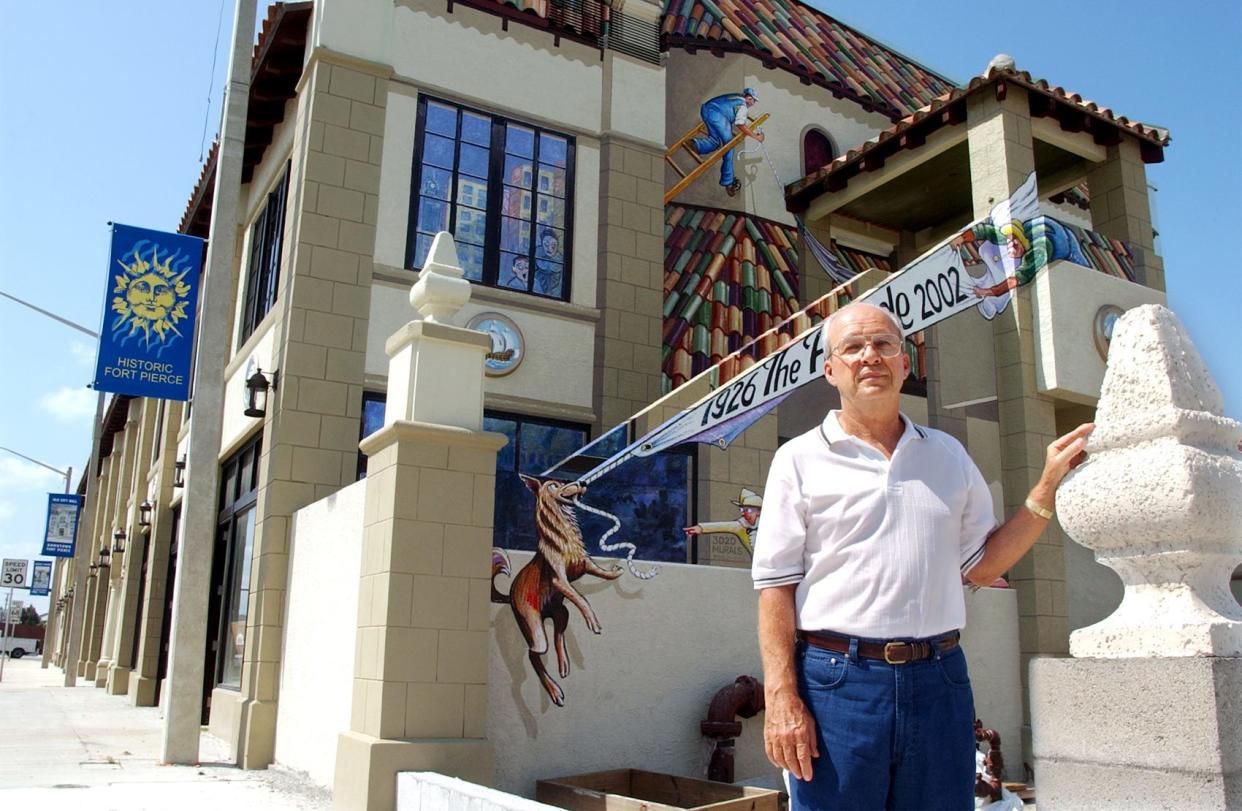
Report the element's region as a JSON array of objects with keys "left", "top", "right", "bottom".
[
  {"left": 683, "top": 487, "right": 762, "bottom": 558},
  {"left": 491, "top": 475, "right": 625, "bottom": 707}
]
